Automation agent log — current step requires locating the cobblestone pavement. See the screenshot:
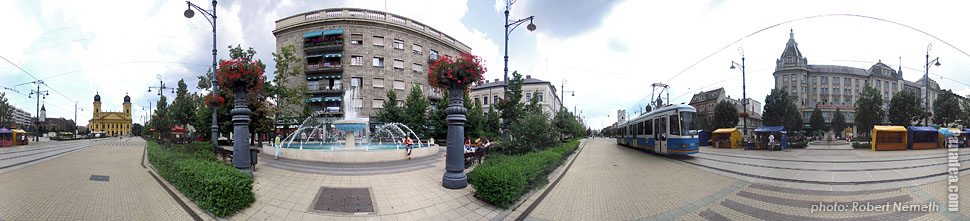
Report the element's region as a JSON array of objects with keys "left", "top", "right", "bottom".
[
  {"left": 0, "top": 137, "right": 196, "bottom": 220},
  {"left": 515, "top": 137, "right": 970, "bottom": 221},
  {"left": 0, "top": 137, "right": 116, "bottom": 174},
  {"left": 228, "top": 151, "right": 503, "bottom": 221}
]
